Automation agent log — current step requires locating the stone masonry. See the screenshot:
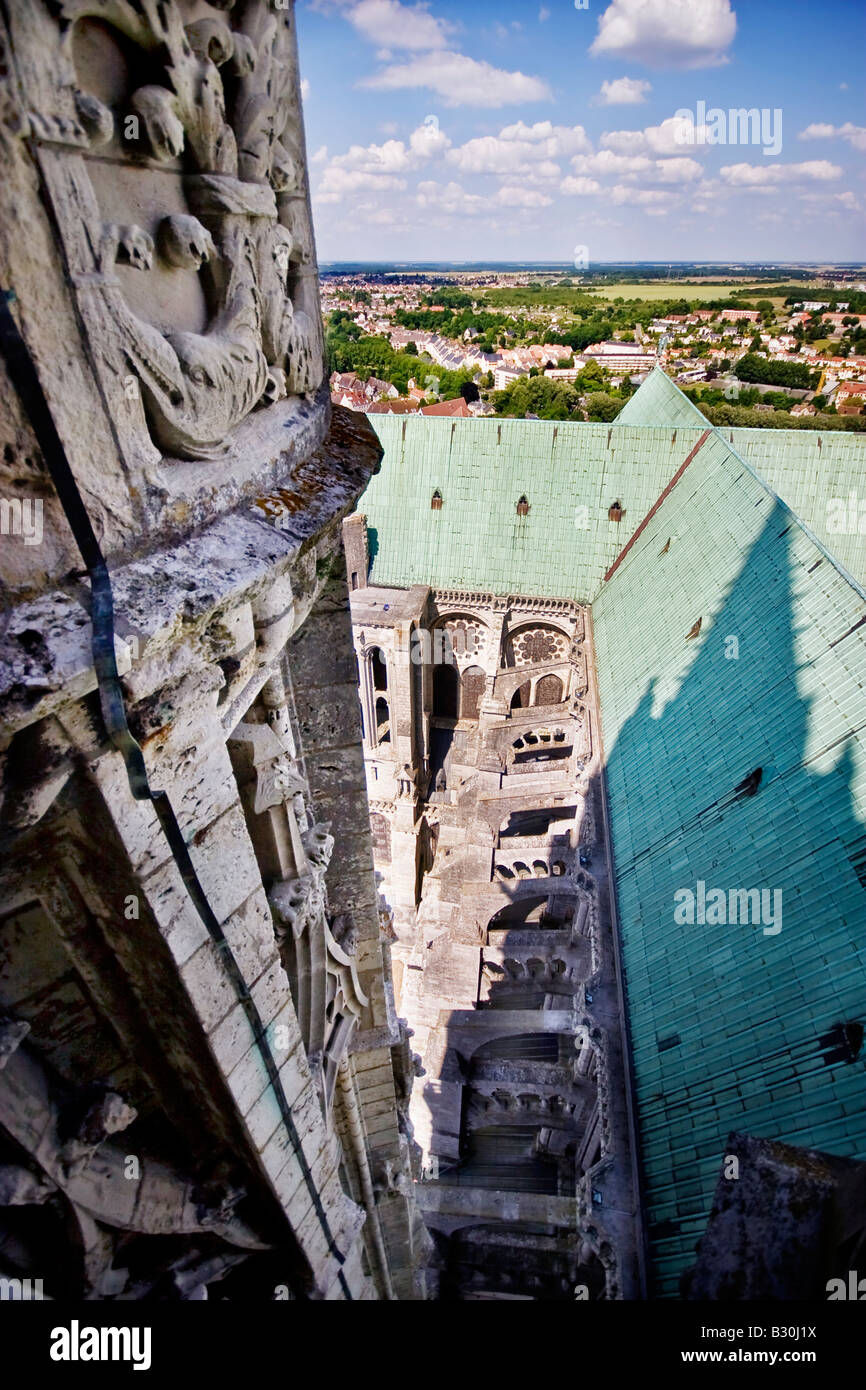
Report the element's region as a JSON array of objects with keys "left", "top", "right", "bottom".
[
  {"left": 346, "top": 517, "right": 643, "bottom": 1299},
  {"left": 0, "top": 0, "right": 425, "bottom": 1301}
]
